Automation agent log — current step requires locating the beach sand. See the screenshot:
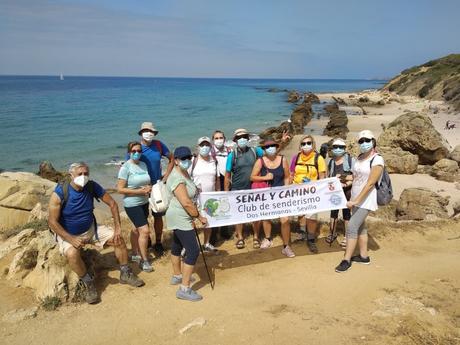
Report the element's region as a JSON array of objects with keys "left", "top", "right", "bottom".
[{"left": 1, "top": 91, "right": 459, "bottom": 344}]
